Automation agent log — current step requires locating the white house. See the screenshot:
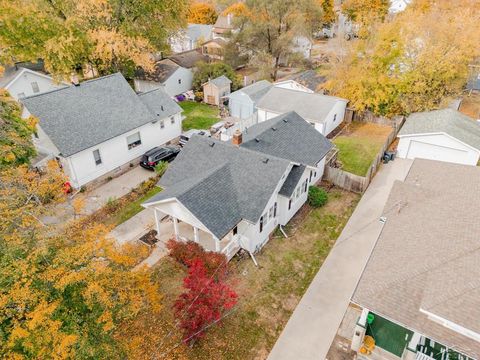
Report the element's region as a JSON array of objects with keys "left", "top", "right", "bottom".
[
  {"left": 256, "top": 87, "right": 348, "bottom": 136},
  {"left": 170, "top": 24, "right": 213, "bottom": 53},
  {"left": 397, "top": 109, "right": 480, "bottom": 166},
  {"left": 228, "top": 80, "right": 272, "bottom": 119},
  {"left": 0, "top": 64, "right": 66, "bottom": 100},
  {"left": 143, "top": 111, "right": 332, "bottom": 259},
  {"left": 134, "top": 50, "right": 208, "bottom": 96},
  {"left": 21, "top": 73, "right": 182, "bottom": 188}
]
